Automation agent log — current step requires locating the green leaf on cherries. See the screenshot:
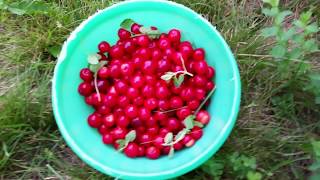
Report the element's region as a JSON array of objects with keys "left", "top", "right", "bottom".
[
  {"left": 87, "top": 53, "right": 100, "bottom": 65},
  {"left": 183, "top": 115, "right": 195, "bottom": 130},
  {"left": 116, "top": 139, "right": 127, "bottom": 152},
  {"left": 174, "top": 128, "right": 188, "bottom": 142},
  {"left": 139, "top": 26, "right": 160, "bottom": 39},
  {"left": 89, "top": 61, "right": 108, "bottom": 74},
  {"left": 164, "top": 132, "right": 173, "bottom": 144},
  {"left": 120, "top": 18, "right": 135, "bottom": 30},
  {"left": 173, "top": 74, "right": 184, "bottom": 87},
  {"left": 194, "top": 121, "right": 204, "bottom": 128},
  {"left": 161, "top": 71, "right": 175, "bottom": 81},
  {"left": 125, "top": 130, "right": 136, "bottom": 142},
  {"left": 168, "top": 146, "right": 175, "bottom": 158}
]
